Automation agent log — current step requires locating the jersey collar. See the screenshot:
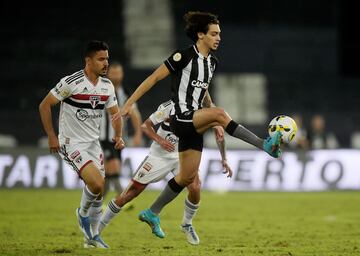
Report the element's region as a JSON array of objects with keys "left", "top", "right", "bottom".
[{"left": 193, "top": 45, "right": 211, "bottom": 60}]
